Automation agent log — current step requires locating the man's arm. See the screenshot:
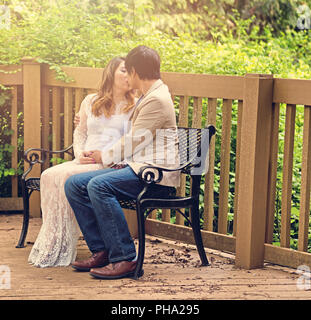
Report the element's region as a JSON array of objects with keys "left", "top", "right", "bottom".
[{"left": 100, "top": 98, "right": 165, "bottom": 167}]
